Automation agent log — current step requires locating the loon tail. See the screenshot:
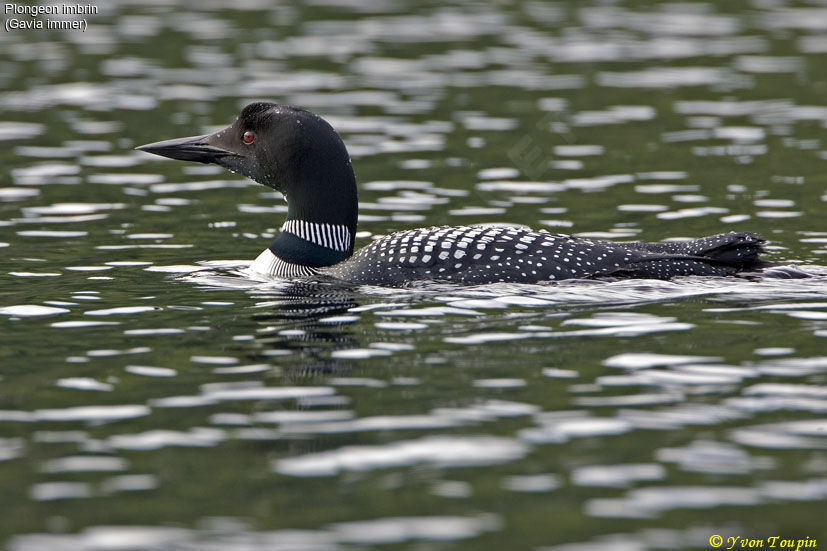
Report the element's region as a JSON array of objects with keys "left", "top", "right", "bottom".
[{"left": 601, "top": 232, "right": 768, "bottom": 279}]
